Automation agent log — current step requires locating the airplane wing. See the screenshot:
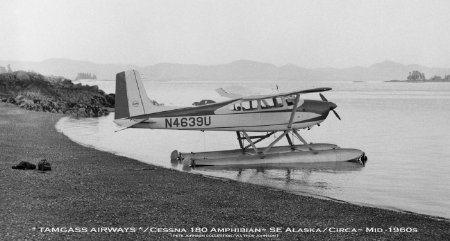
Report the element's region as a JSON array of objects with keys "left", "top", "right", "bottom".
[
  {"left": 240, "top": 87, "right": 332, "bottom": 100},
  {"left": 216, "top": 88, "right": 243, "bottom": 98},
  {"left": 282, "top": 87, "right": 332, "bottom": 96},
  {"left": 217, "top": 86, "right": 332, "bottom": 100},
  {"left": 216, "top": 85, "right": 282, "bottom": 99}
]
